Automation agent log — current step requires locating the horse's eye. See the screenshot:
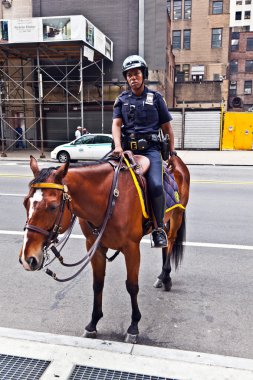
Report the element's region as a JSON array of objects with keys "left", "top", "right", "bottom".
[{"left": 48, "top": 203, "right": 59, "bottom": 212}]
